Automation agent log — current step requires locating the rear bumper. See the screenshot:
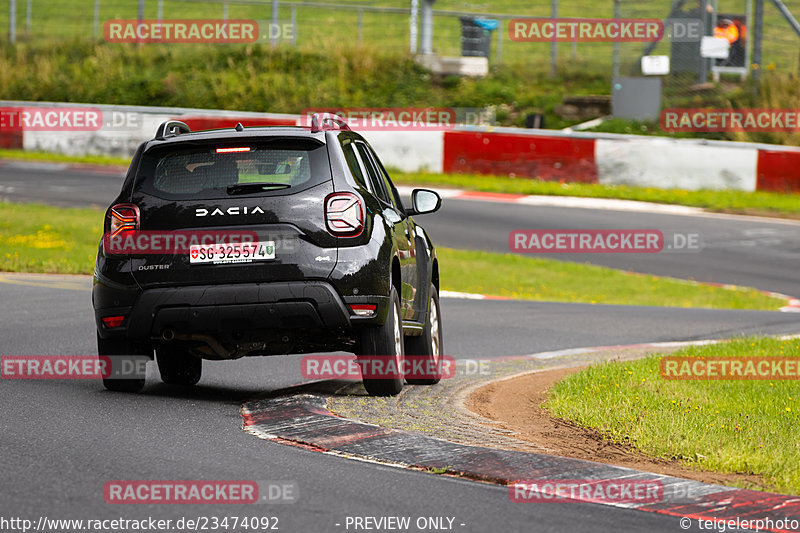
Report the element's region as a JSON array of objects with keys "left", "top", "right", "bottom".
[{"left": 94, "top": 281, "right": 360, "bottom": 340}]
